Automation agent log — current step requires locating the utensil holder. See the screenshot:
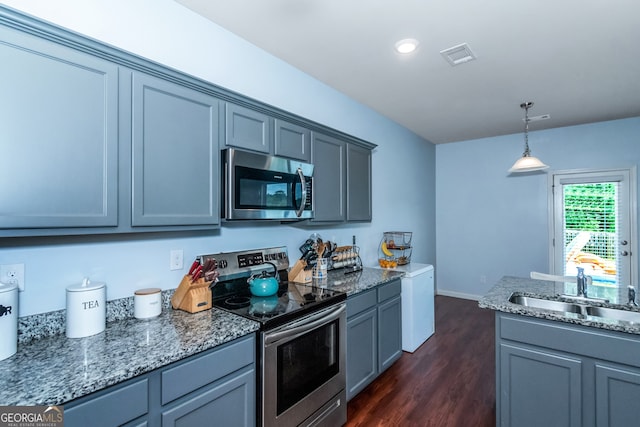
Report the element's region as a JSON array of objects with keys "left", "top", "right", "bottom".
[
  {"left": 171, "top": 275, "right": 212, "bottom": 313},
  {"left": 313, "top": 258, "right": 328, "bottom": 279}
]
